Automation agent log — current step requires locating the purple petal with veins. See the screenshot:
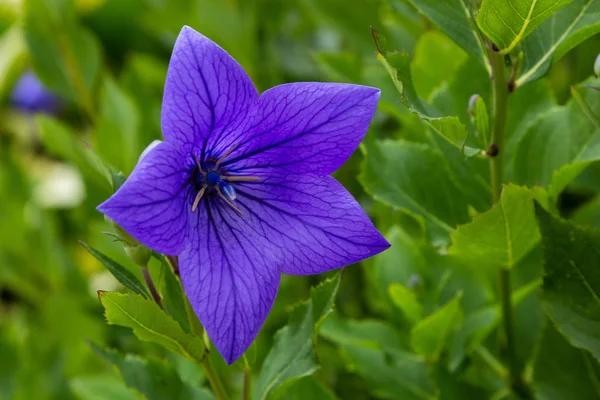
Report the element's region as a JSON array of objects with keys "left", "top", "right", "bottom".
[{"left": 98, "top": 25, "right": 390, "bottom": 364}]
